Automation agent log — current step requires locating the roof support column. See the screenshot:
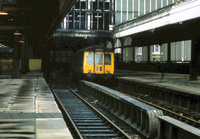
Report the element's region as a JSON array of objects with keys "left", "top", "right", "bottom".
[
  {"left": 21, "top": 35, "right": 26, "bottom": 74},
  {"left": 21, "top": 35, "right": 30, "bottom": 74},
  {"left": 25, "top": 40, "right": 30, "bottom": 72},
  {"left": 190, "top": 37, "right": 199, "bottom": 81},
  {"left": 11, "top": 36, "right": 21, "bottom": 79}
]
